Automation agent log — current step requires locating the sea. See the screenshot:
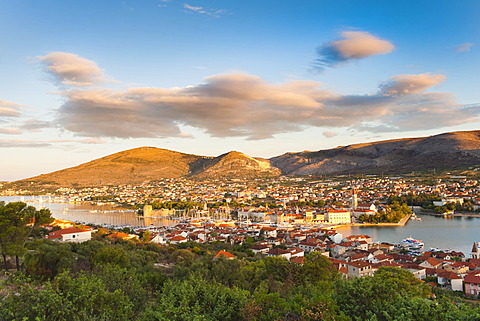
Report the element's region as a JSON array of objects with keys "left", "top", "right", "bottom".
[
  {"left": 1, "top": 196, "right": 479, "bottom": 256},
  {"left": 0, "top": 196, "right": 174, "bottom": 229}
]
